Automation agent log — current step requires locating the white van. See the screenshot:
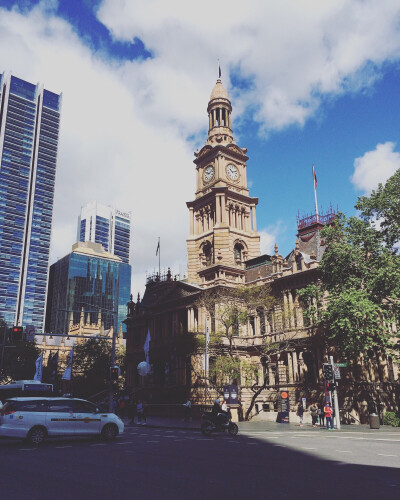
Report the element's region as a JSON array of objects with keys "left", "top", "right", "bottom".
[{"left": 0, "top": 397, "right": 124, "bottom": 444}]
